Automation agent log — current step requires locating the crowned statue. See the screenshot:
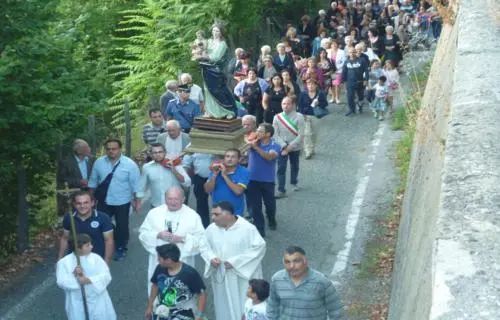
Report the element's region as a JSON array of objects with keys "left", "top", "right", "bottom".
[{"left": 192, "top": 21, "right": 238, "bottom": 119}]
